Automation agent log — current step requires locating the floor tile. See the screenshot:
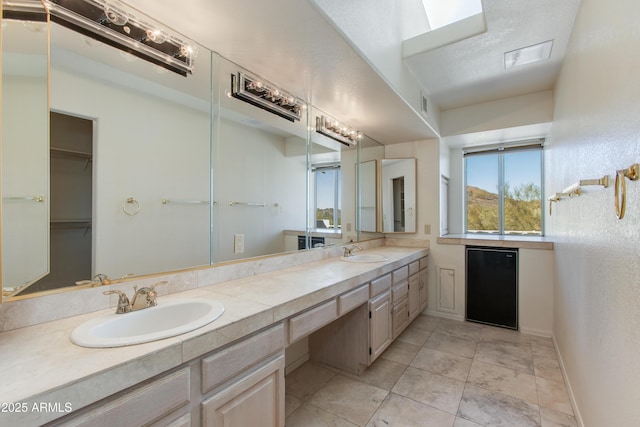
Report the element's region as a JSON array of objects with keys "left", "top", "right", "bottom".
[
  {"left": 380, "top": 340, "right": 421, "bottom": 365},
  {"left": 536, "top": 376, "right": 574, "bottom": 416},
  {"left": 425, "top": 330, "right": 478, "bottom": 359},
  {"left": 534, "top": 357, "right": 564, "bottom": 383},
  {"left": 307, "top": 375, "right": 388, "bottom": 426},
  {"left": 474, "top": 341, "right": 534, "bottom": 374},
  {"left": 286, "top": 402, "right": 359, "bottom": 427},
  {"left": 366, "top": 392, "right": 455, "bottom": 427},
  {"left": 286, "top": 393, "right": 303, "bottom": 417},
  {"left": 409, "top": 314, "right": 441, "bottom": 332},
  {"left": 453, "top": 417, "right": 484, "bottom": 427},
  {"left": 458, "top": 384, "right": 541, "bottom": 427},
  {"left": 397, "top": 326, "right": 431, "bottom": 346},
  {"left": 531, "top": 338, "right": 557, "bottom": 360},
  {"left": 437, "top": 319, "right": 485, "bottom": 341},
  {"left": 540, "top": 406, "right": 578, "bottom": 427},
  {"left": 467, "top": 360, "right": 538, "bottom": 404},
  {"left": 481, "top": 325, "right": 531, "bottom": 344},
  {"left": 346, "top": 357, "right": 407, "bottom": 391},
  {"left": 286, "top": 362, "right": 336, "bottom": 400},
  {"left": 410, "top": 347, "right": 472, "bottom": 382},
  {"left": 392, "top": 366, "right": 466, "bottom": 415}
]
